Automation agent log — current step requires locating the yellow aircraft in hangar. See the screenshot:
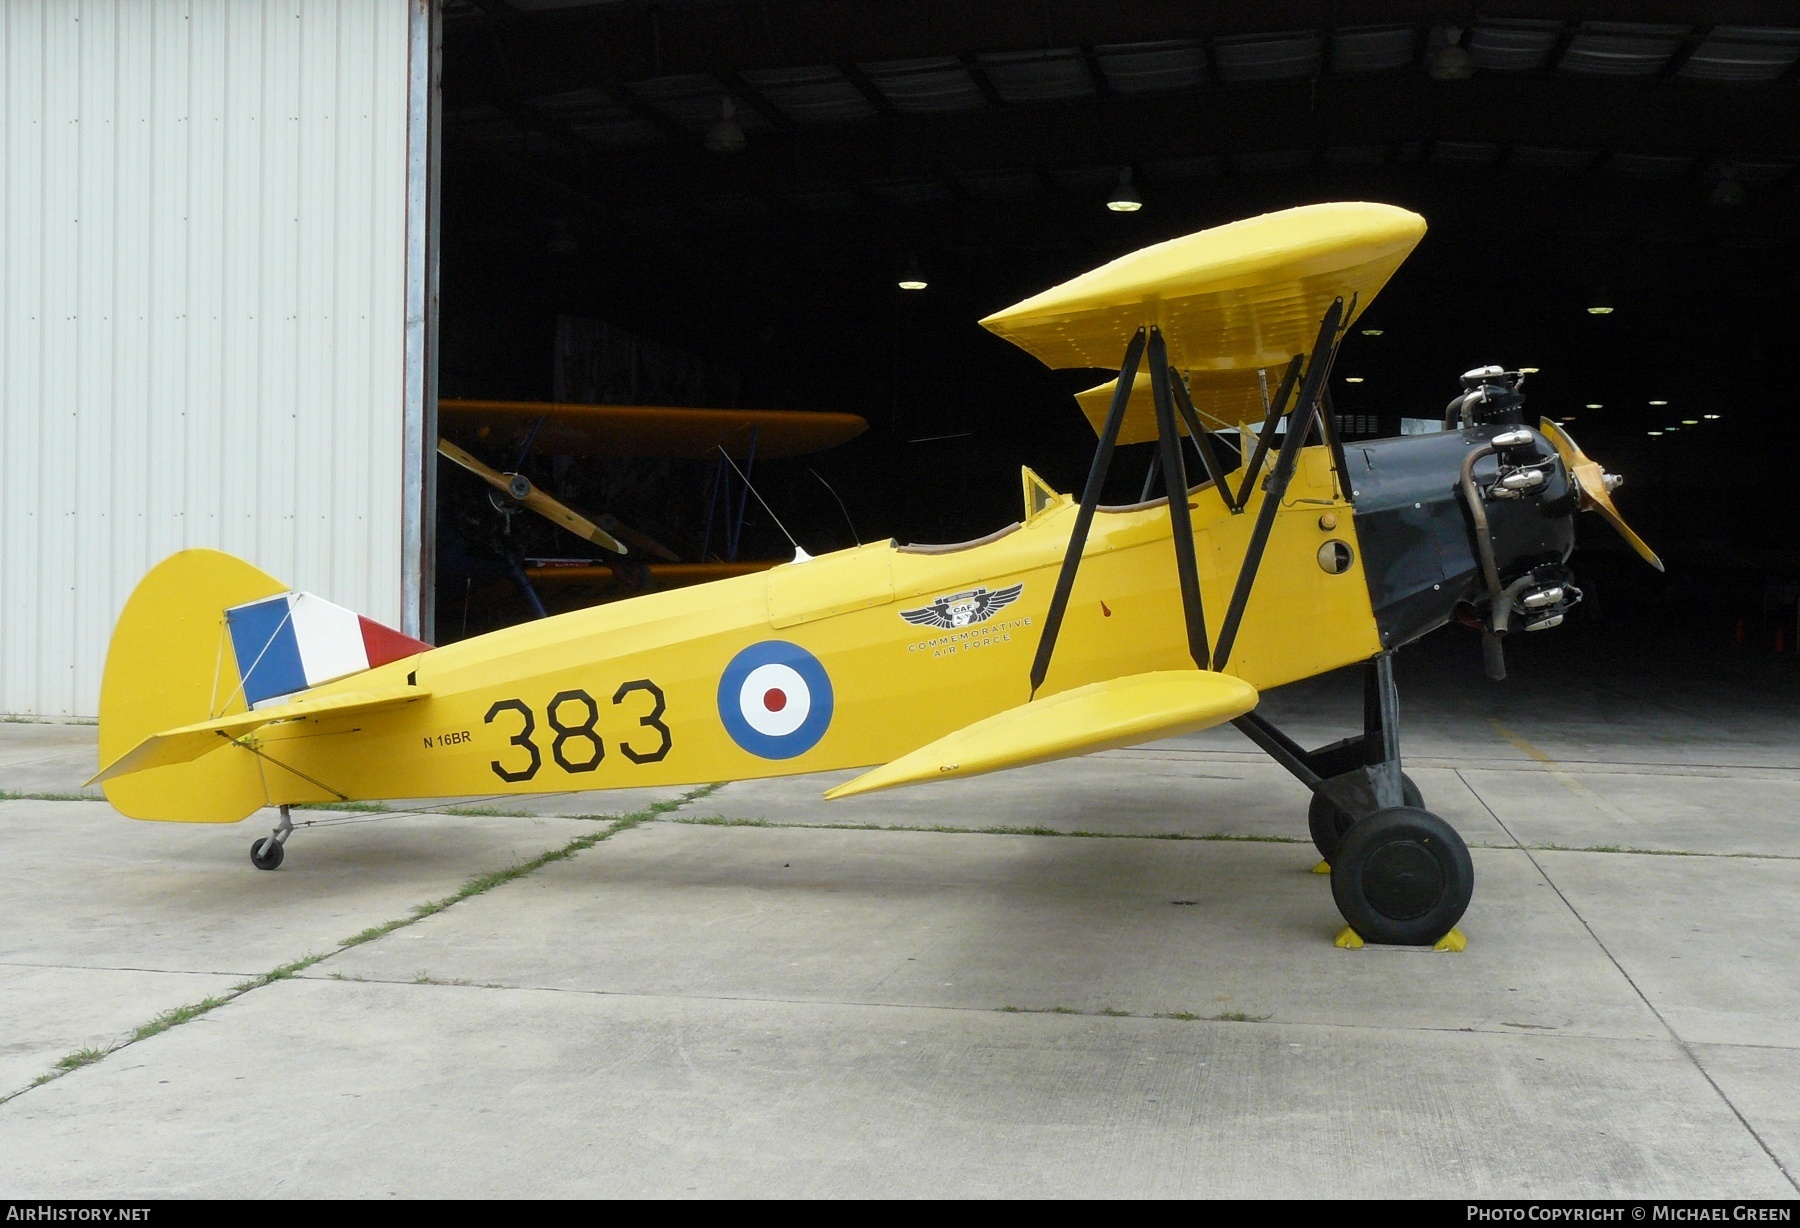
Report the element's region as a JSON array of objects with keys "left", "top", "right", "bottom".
[{"left": 89, "top": 202, "right": 1660, "bottom": 947}]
